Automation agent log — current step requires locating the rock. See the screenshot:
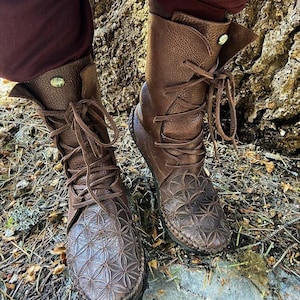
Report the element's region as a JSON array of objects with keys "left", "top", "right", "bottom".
[
  {"left": 15, "top": 179, "right": 32, "bottom": 196},
  {"left": 143, "top": 261, "right": 300, "bottom": 300},
  {"left": 93, "top": 0, "right": 147, "bottom": 113},
  {"left": 232, "top": 0, "right": 300, "bottom": 154}
]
